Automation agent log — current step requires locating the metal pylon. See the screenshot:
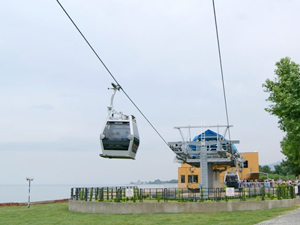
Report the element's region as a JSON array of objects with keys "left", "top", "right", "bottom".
[{"left": 199, "top": 131, "right": 208, "bottom": 198}]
